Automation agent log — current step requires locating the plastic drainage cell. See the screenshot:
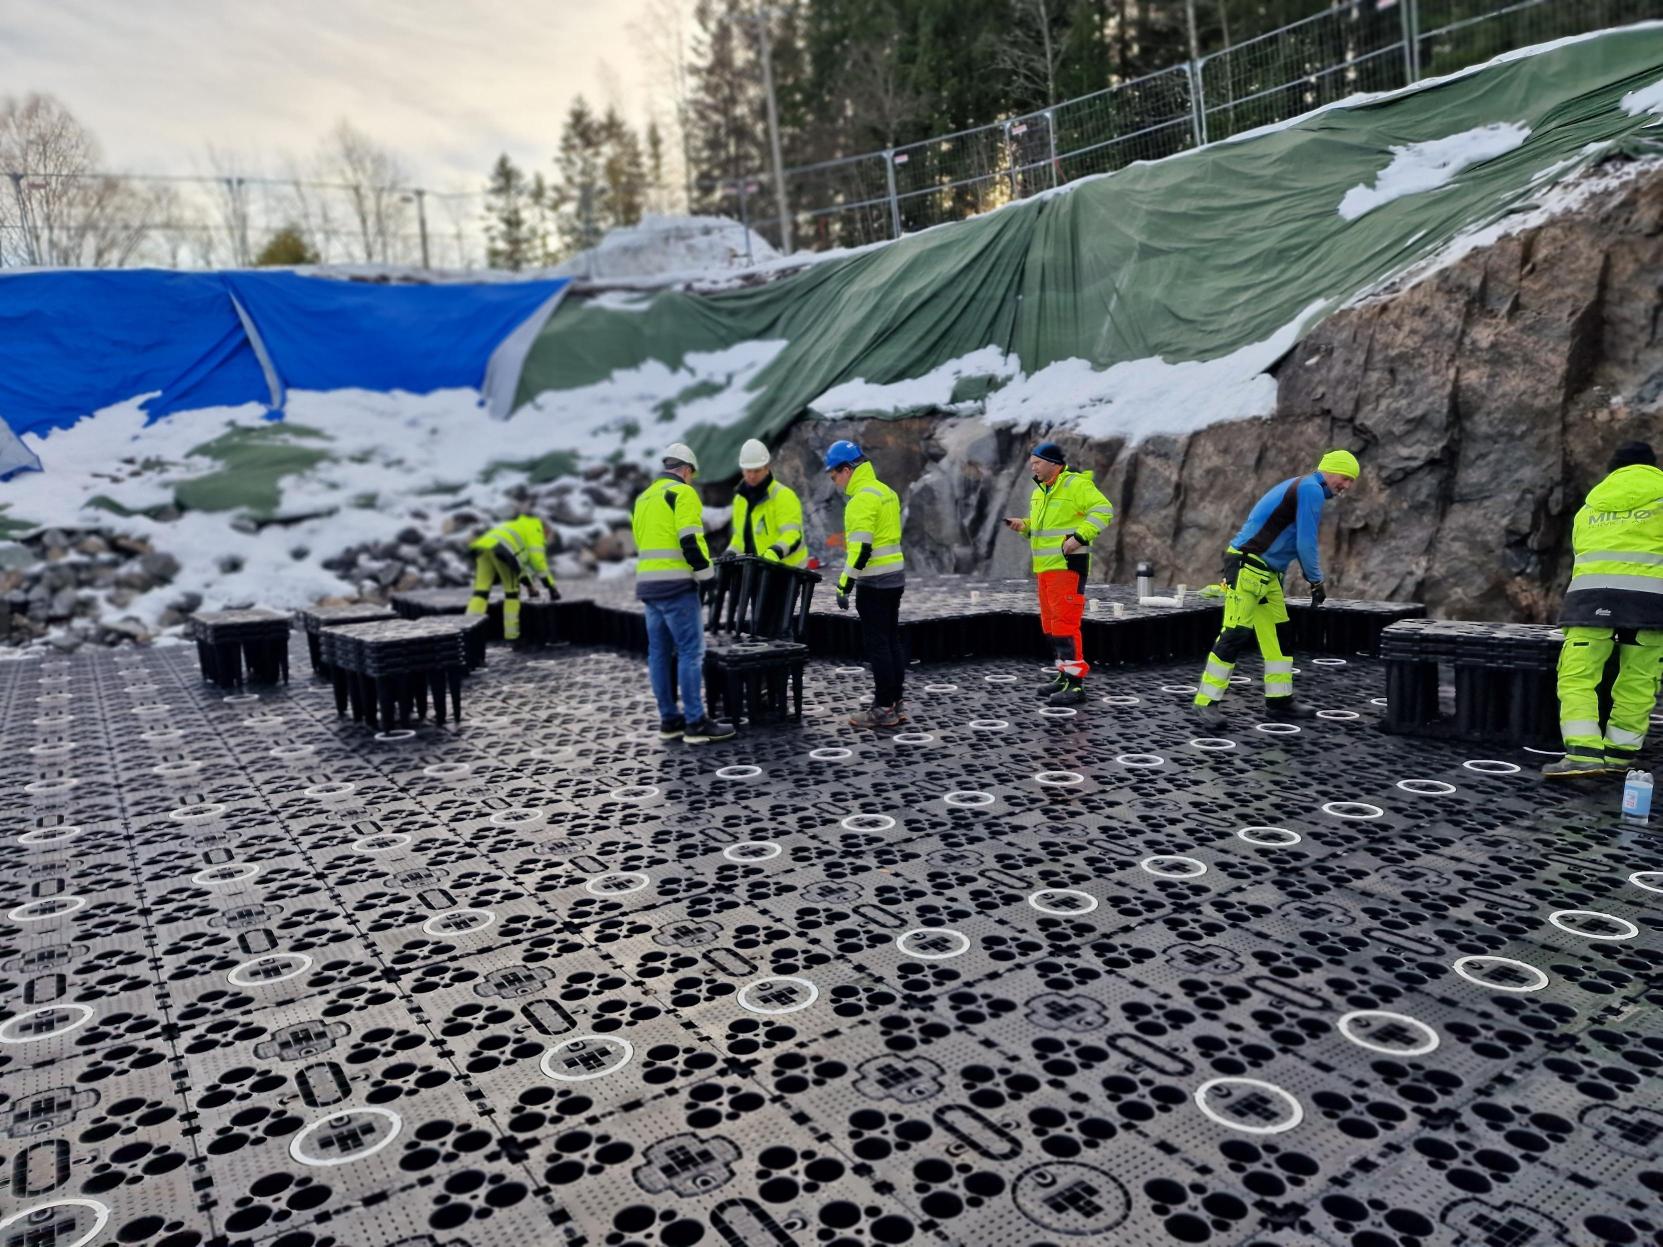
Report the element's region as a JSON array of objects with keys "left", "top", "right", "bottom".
[
  {"left": 1028, "top": 888, "right": 1099, "bottom": 916},
  {"left": 1140, "top": 855, "right": 1207, "bottom": 879},
  {"left": 943, "top": 791, "right": 995, "bottom": 807},
  {"left": 489, "top": 808, "right": 547, "bottom": 829},
  {"left": 809, "top": 747, "right": 853, "bottom": 761},
  {"left": 191, "top": 863, "right": 260, "bottom": 886},
  {"left": 1396, "top": 779, "right": 1456, "bottom": 796},
  {"left": 302, "top": 781, "right": 357, "bottom": 800},
  {"left": 26, "top": 742, "right": 74, "bottom": 759},
  {"left": 169, "top": 802, "right": 226, "bottom": 824},
  {"left": 289, "top": 1107, "right": 402, "bottom": 1166},
  {"left": 984, "top": 675, "right": 1018, "bottom": 684},
  {"left": 1236, "top": 826, "right": 1301, "bottom": 847},
  {"left": 1463, "top": 759, "right": 1521, "bottom": 775},
  {"left": 374, "top": 729, "right": 417, "bottom": 743},
  {"left": 351, "top": 832, "right": 412, "bottom": 853},
  {"left": 1337, "top": 1010, "right": 1440, "bottom": 1056},
  {"left": 0, "top": 1003, "right": 96, "bottom": 1043},
  {"left": 584, "top": 873, "right": 651, "bottom": 896},
  {"left": 895, "top": 928, "right": 972, "bottom": 959},
  {"left": 17, "top": 826, "right": 81, "bottom": 845},
  {"left": 7, "top": 895, "right": 85, "bottom": 922},
  {"left": 608, "top": 785, "right": 661, "bottom": 801},
  {"left": 131, "top": 703, "right": 170, "bottom": 718},
  {"left": 1628, "top": 871, "right": 1663, "bottom": 895},
  {"left": 152, "top": 761, "right": 204, "bottom": 780},
  {"left": 140, "top": 729, "right": 183, "bottom": 744},
  {"left": 737, "top": 977, "right": 819, "bottom": 1014},
  {"left": 227, "top": 953, "right": 314, "bottom": 987},
  {"left": 1370, "top": 697, "right": 1388, "bottom": 706},
  {"left": 1189, "top": 738, "right": 1237, "bottom": 751},
  {"left": 1321, "top": 801, "right": 1383, "bottom": 820},
  {"left": 541, "top": 1035, "right": 635, "bottom": 1082},
  {"left": 0, "top": 1200, "right": 110, "bottom": 1247},
  {"left": 833, "top": 666, "right": 865, "bottom": 676},
  {"left": 968, "top": 719, "right": 1009, "bottom": 730},
  {"left": 24, "top": 778, "right": 78, "bottom": 797},
  {"left": 1116, "top": 754, "right": 1165, "bottom": 768},
  {"left": 1316, "top": 709, "right": 1360, "bottom": 721},
  {"left": 33, "top": 715, "right": 74, "bottom": 728},
  {"left": 924, "top": 684, "right": 960, "bottom": 693},
  {"left": 1254, "top": 722, "right": 1301, "bottom": 735},
  {"left": 422, "top": 908, "right": 496, "bottom": 935},
  {"left": 1034, "top": 771, "right": 1084, "bottom": 787},
  {"left": 723, "top": 841, "right": 782, "bottom": 862},
  {"left": 1312, "top": 658, "right": 1348, "bottom": 667},
  {"left": 840, "top": 813, "right": 896, "bottom": 832},
  {"left": 422, "top": 762, "right": 472, "bottom": 779},
  {"left": 1547, "top": 909, "right": 1639, "bottom": 941},
  {"left": 222, "top": 693, "right": 260, "bottom": 705},
  {"left": 1160, "top": 684, "right": 1198, "bottom": 694},
  {"left": 1194, "top": 1078, "right": 1304, "bottom": 1134},
  {"left": 1038, "top": 707, "right": 1077, "bottom": 719},
  {"left": 1451, "top": 955, "right": 1549, "bottom": 993},
  {"left": 716, "top": 765, "right": 763, "bottom": 780},
  {"left": 1101, "top": 695, "right": 1140, "bottom": 706},
  {"left": 894, "top": 731, "right": 936, "bottom": 743}
]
